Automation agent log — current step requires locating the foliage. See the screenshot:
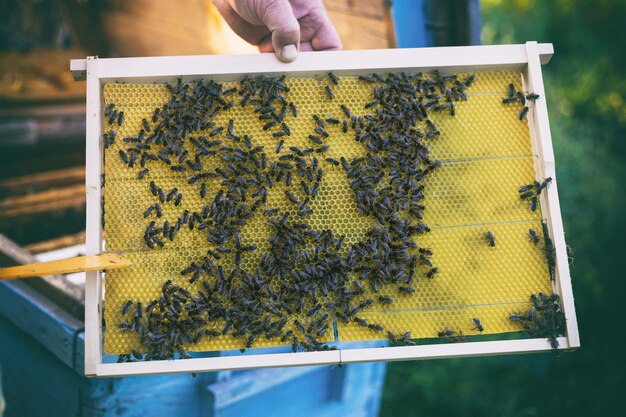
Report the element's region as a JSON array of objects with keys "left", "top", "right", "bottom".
[{"left": 381, "top": 1, "right": 626, "bottom": 416}]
